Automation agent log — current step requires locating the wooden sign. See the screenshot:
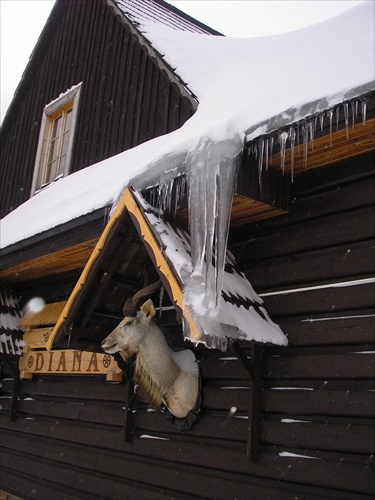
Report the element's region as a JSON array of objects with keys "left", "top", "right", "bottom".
[{"left": 19, "top": 349, "right": 122, "bottom": 381}]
